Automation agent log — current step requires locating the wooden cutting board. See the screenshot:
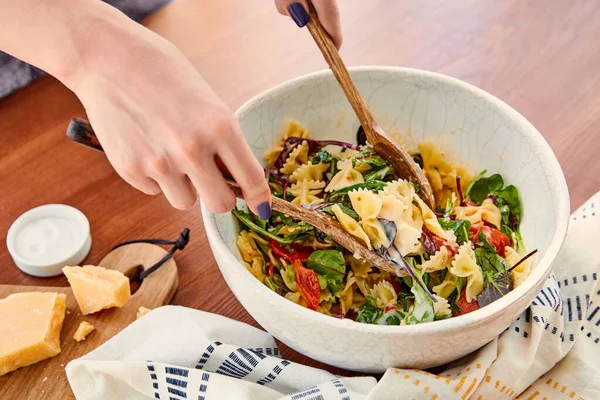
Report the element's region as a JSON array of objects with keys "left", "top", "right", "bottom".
[{"left": 0, "top": 242, "right": 179, "bottom": 399}]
